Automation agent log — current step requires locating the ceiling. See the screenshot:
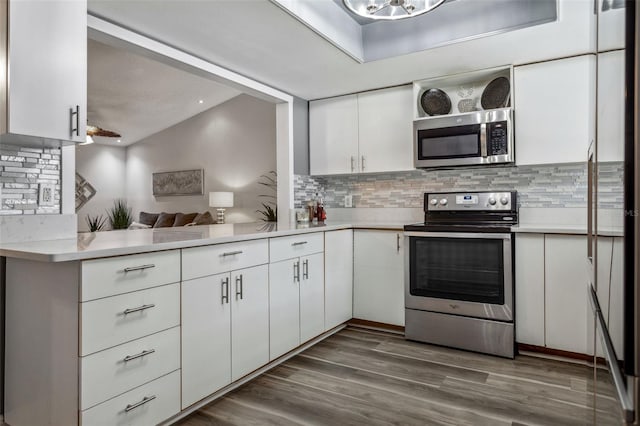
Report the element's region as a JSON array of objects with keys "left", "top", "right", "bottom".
[
  {"left": 87, "top": 0, "right": 568, "bottom": 101},
  {"left": 87, "top": 38, "right": 241, "bottom": 146}
]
